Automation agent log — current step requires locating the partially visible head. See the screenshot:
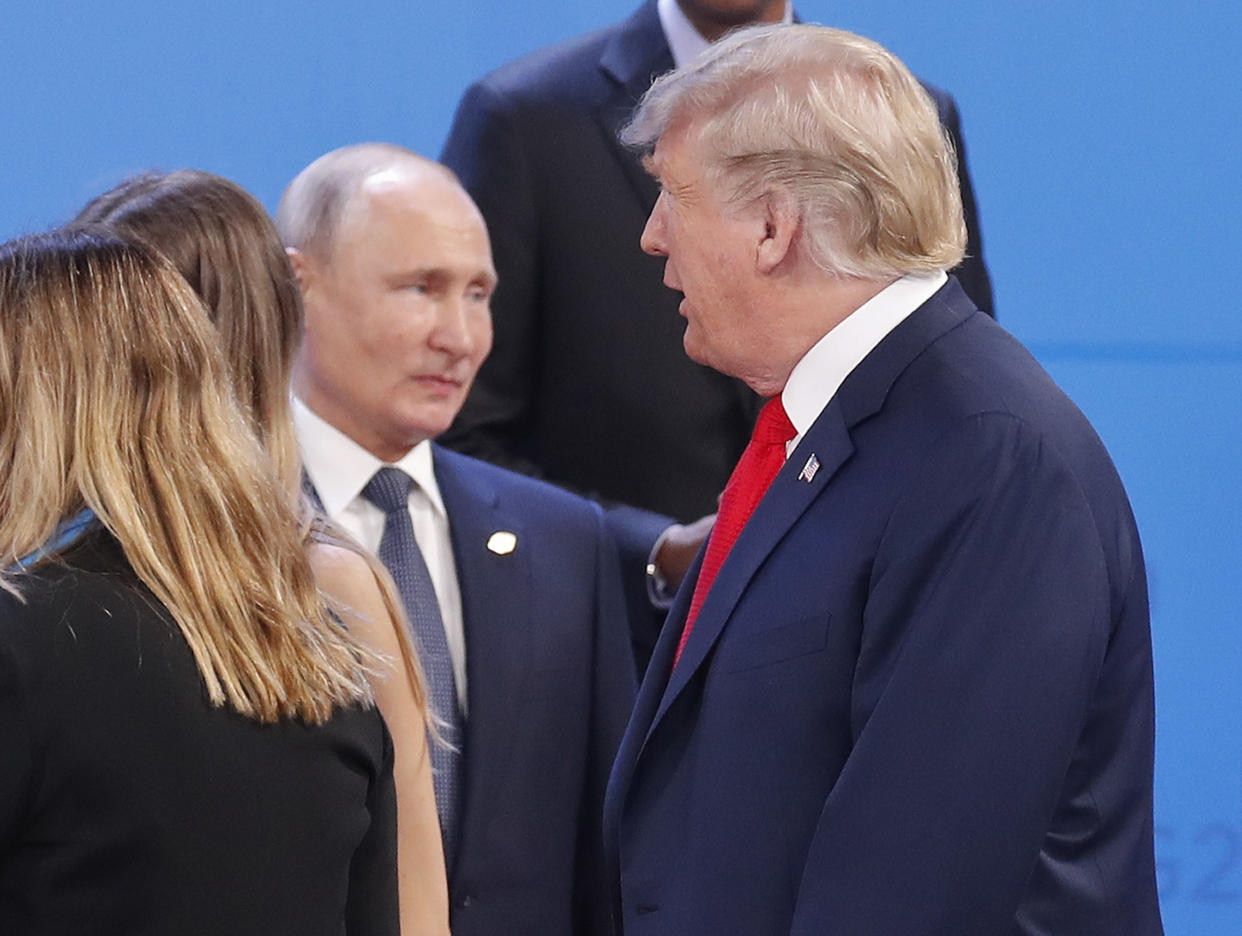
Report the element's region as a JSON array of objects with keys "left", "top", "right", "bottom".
[
  {"left": 625, "top": 23, "right": 966, "bottom": 282},
  {"left": 277, "top": 144, "right": 495, "bottom": 462},
  {"left": 676, "top": 0, "right": 788, "bottom": 41},
  {"left": 0, "top": 227, "right": 372, "bottom": 723},
  {"left": 0, "top": 227, "right": 241, "bottom": 535},
  {"left": 623, "top": 24, "right": 966, "bottom": 393},
  {"left": 75, "top": 170, "right": 302, "bottom": 492}
]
